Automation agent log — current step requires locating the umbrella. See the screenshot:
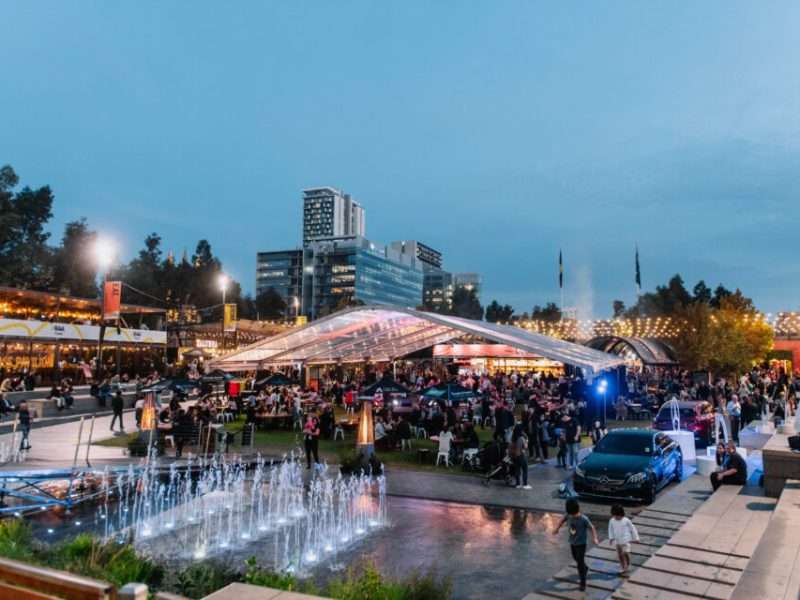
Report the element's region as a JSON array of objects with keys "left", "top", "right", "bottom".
[
  {"left": 421, "top": 382, "right": 477, "bottom": 404},
  {"left": 255, "top": 373, "right": 297, "bottom": 389},
  {"left": 200, "top": 369, "right": 234, "bottom": 383},
  {"left": 359, "top": 377, "right": 410, "bottom": 399}
]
